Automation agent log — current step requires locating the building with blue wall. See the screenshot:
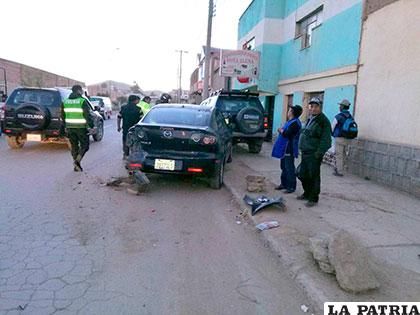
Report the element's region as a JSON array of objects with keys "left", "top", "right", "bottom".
[{"left": 237, "top": 0, "right": 363, "bottom": 132}]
